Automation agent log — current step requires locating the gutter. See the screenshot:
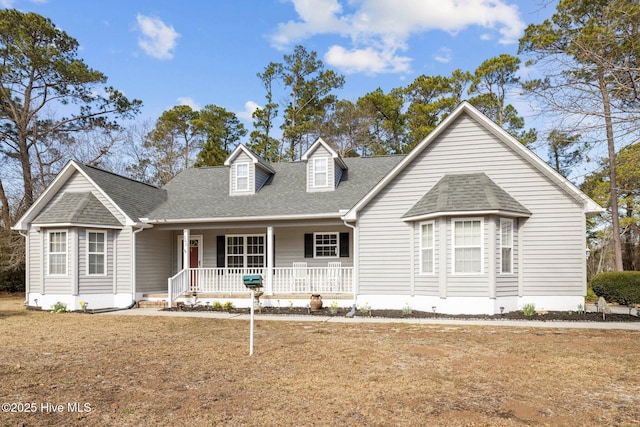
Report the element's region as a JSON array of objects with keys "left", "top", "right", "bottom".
[{"left": 342, "top": 218, "right": 358, "bottom": 305}]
